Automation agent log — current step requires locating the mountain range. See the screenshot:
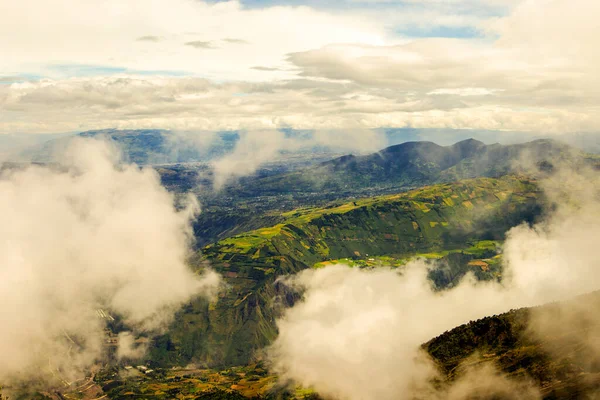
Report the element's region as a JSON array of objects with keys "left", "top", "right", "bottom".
[
  {"left": 229, "top": 138, "right": 596, "bottom": 197},
  {"left": 189, "top": 137, "right": 597, "bottom": 246},
  {"left": 4, "top": 133, "right": 600, "bottom": 400}
]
